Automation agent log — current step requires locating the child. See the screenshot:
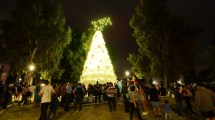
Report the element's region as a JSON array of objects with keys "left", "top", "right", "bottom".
[
  {"left": 164, "top": 100, "right": 172, "bottom": 120},
  {"left": 34, "top": 86, "right": 41, "bottom": 109}
]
